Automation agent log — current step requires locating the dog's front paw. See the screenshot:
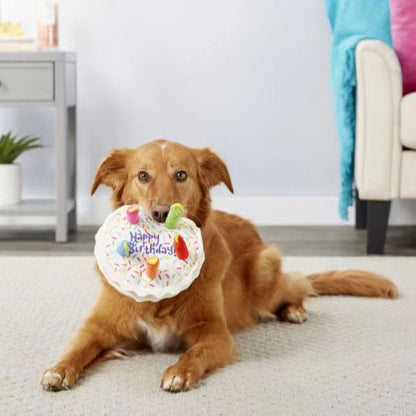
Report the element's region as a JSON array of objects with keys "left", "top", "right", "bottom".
[
  {"left": 160, "top": 364, "right": 199, "bottom": 392},
  {"left": 41, "top": 364, "right": 80, "bottom": 391}
]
